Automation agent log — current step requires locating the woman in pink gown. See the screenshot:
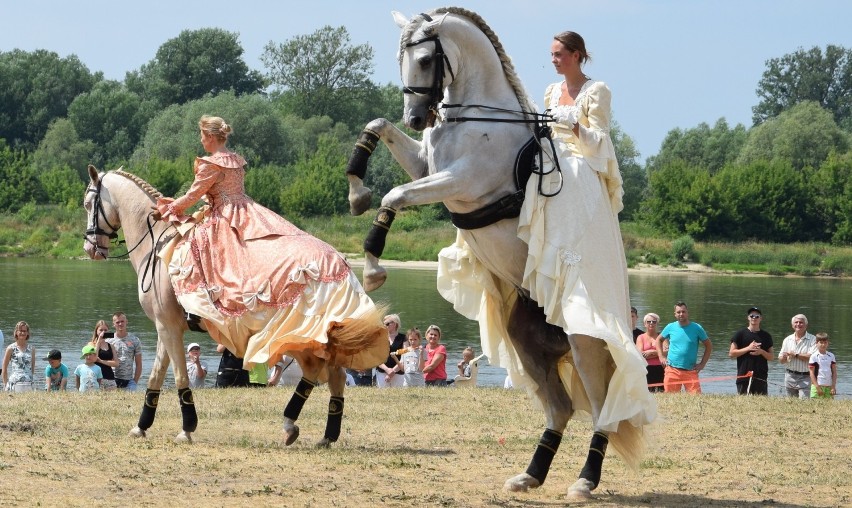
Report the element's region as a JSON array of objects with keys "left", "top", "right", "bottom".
[{"left": 156, "top": 115, "right": 385, "bottom": 373}]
